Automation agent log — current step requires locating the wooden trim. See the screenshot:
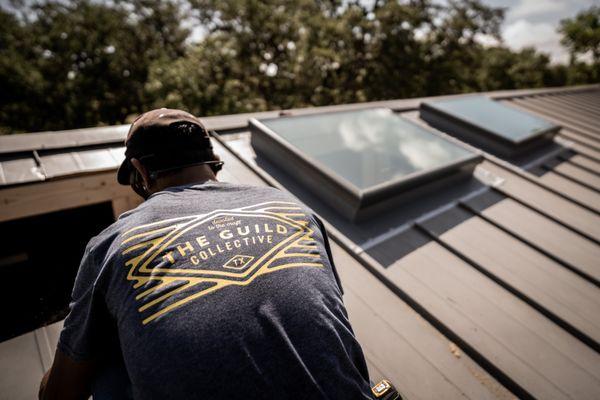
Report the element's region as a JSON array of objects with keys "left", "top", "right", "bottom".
[{"left": 0, "top": 172, "right": 135, "bottom": 223}]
